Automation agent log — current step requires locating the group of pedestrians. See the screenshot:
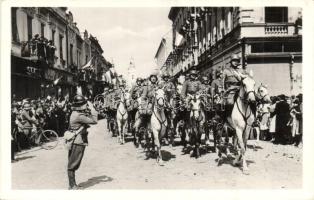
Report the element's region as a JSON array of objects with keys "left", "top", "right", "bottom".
[
  {"left": 11, "top": 95, "right": 71, "bottom": 161},
  {"left": 254, "top": 93, "right": 303, "bottom": 147}
]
